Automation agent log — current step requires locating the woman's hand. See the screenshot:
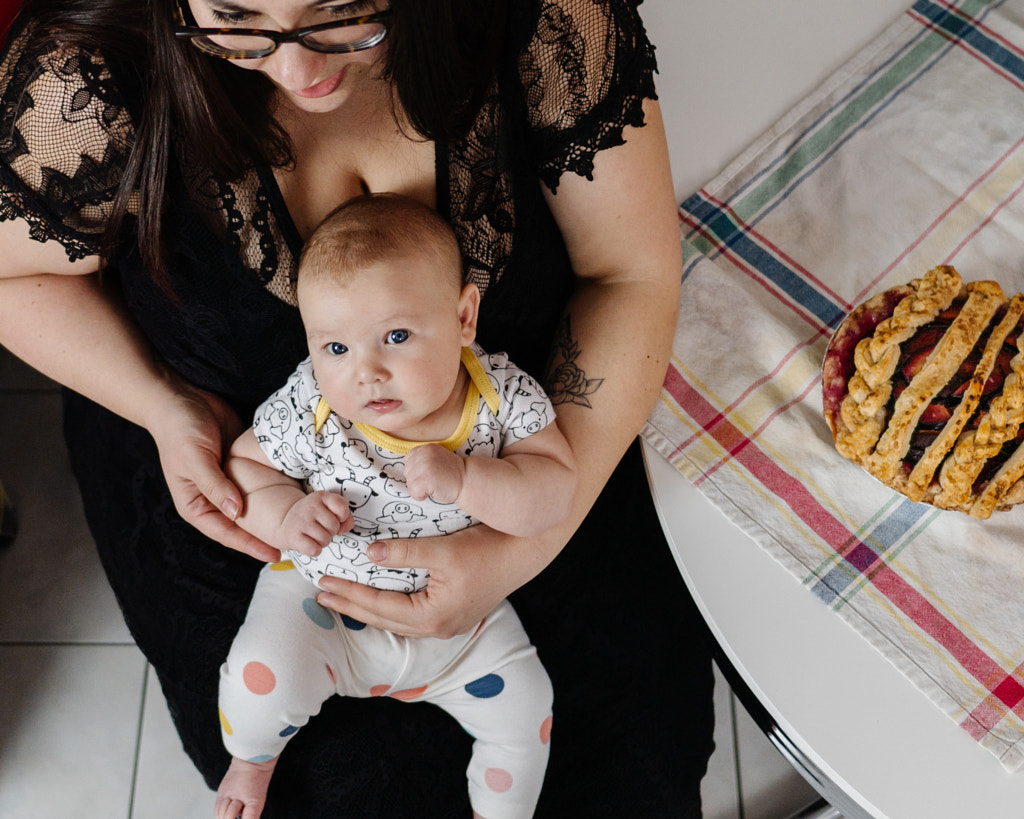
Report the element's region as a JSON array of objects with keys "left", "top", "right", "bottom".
[
  {"left": 147, "top": 380, "right": 281, "bottom": 563},
  {"left": 316, "top": 526, "right": 542, "bottom": 638},
  {"left": 0, "top": 269, "right": 278, "bottom": 562}
]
